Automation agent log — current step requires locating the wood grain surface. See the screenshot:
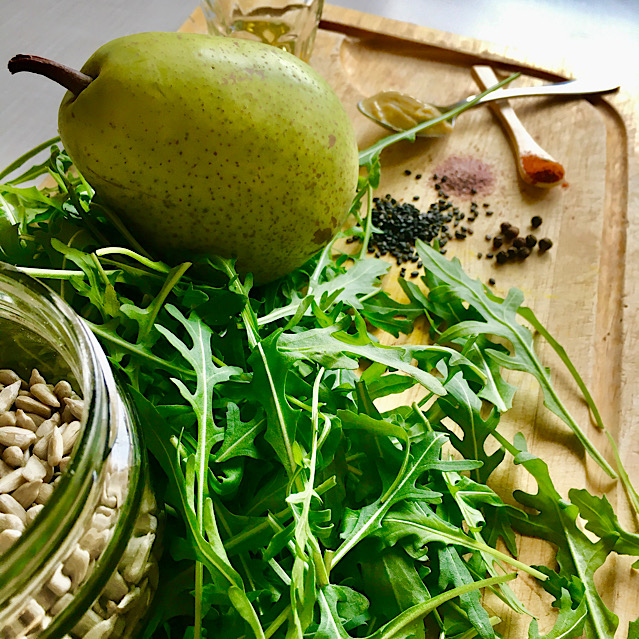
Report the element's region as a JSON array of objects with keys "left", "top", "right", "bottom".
[{"left": 181, "top": 5, "right": 639, "bottom": 636}]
